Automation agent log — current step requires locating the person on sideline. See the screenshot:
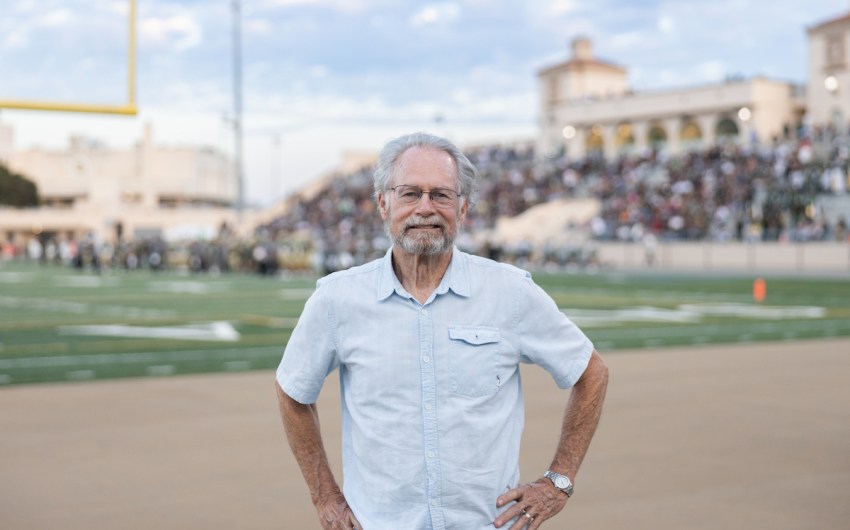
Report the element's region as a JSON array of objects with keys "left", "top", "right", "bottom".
[{"left": 275, "top": 132, "right": 608, "bottom": 530}]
